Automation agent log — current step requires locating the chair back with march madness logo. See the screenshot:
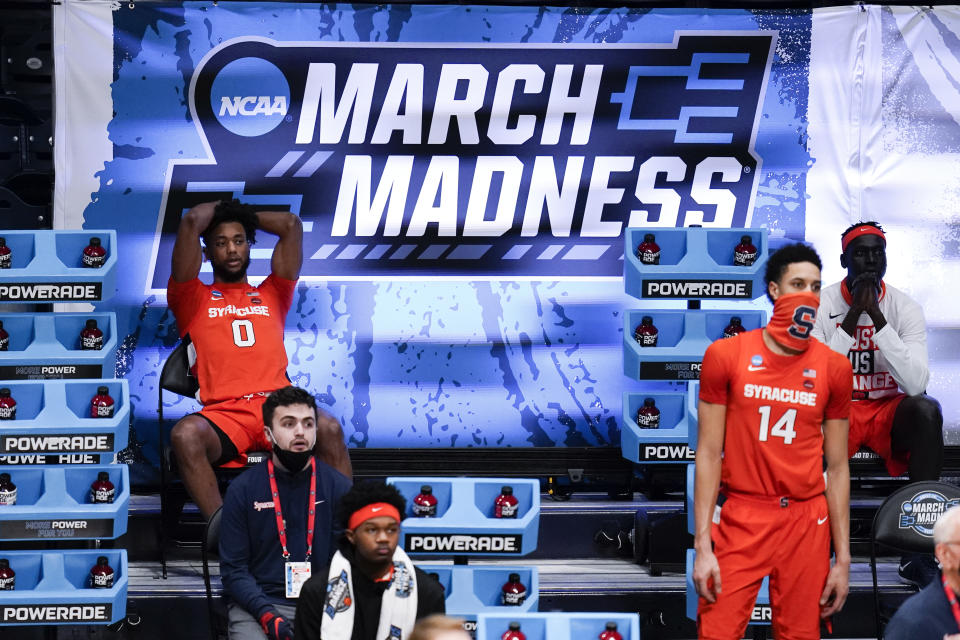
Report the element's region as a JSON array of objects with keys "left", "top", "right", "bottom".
[
  {"left": 872, "top": 481, "right": 960, "bottom": 553},
  {"left": 870, "top": 481, "right": 960, "bottom": 639}
]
